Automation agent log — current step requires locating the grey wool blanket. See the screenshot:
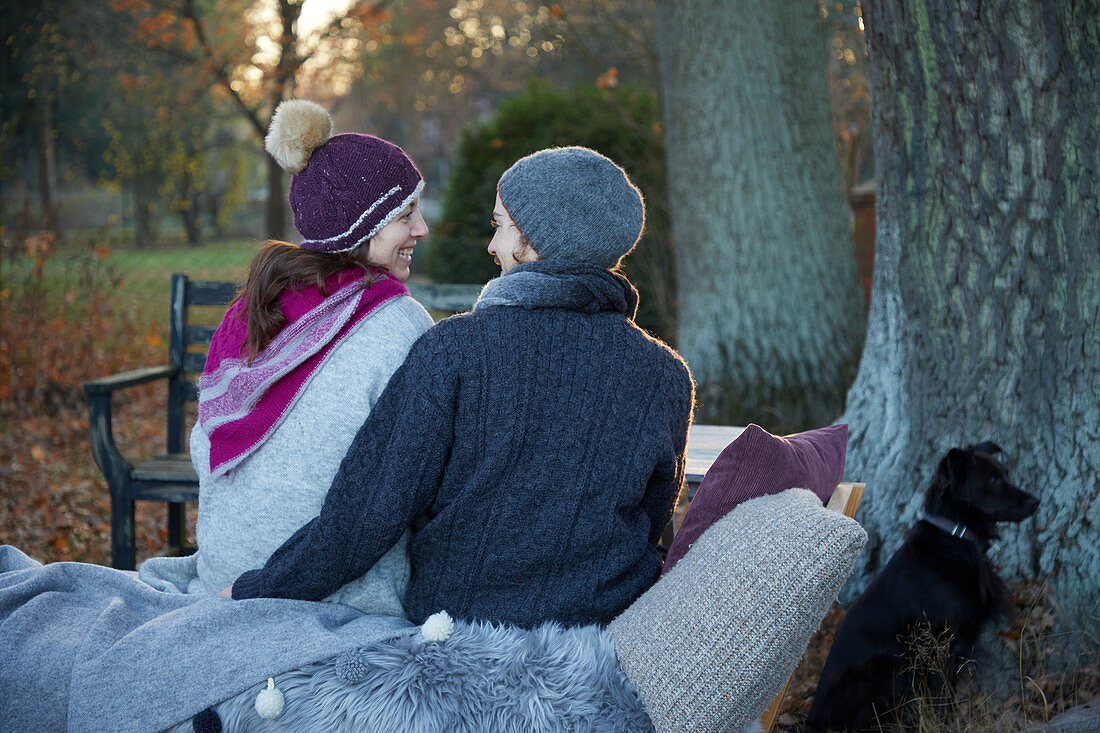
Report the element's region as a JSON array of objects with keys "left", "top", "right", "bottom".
[{"left": 0, "top": 545, "right": 414, "bottom": 733}]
